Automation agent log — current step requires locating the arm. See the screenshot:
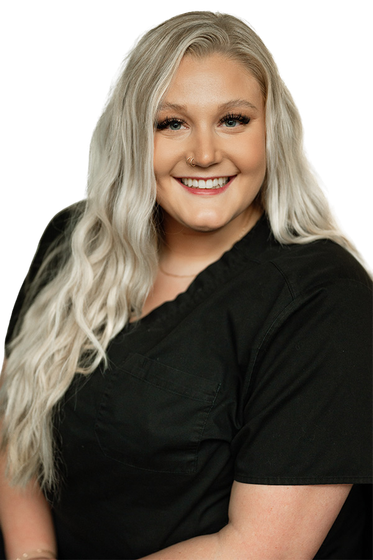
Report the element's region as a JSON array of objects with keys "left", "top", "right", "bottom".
[
  {"left": 0, "top": 360, "right": 57, "bottom": 560},
  {"left": 0, "top": 459, "right": 57, "bottom": 560},
  {"left": 141, "top": 481, "right": 351, "bottom": 559}
]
